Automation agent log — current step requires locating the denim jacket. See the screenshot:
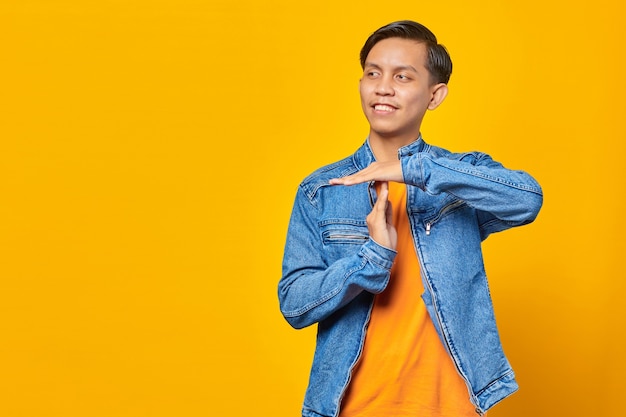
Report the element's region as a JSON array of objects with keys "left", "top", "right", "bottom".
[{"left": 278, "top": 137, "right": 543, "bottom": 417}]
